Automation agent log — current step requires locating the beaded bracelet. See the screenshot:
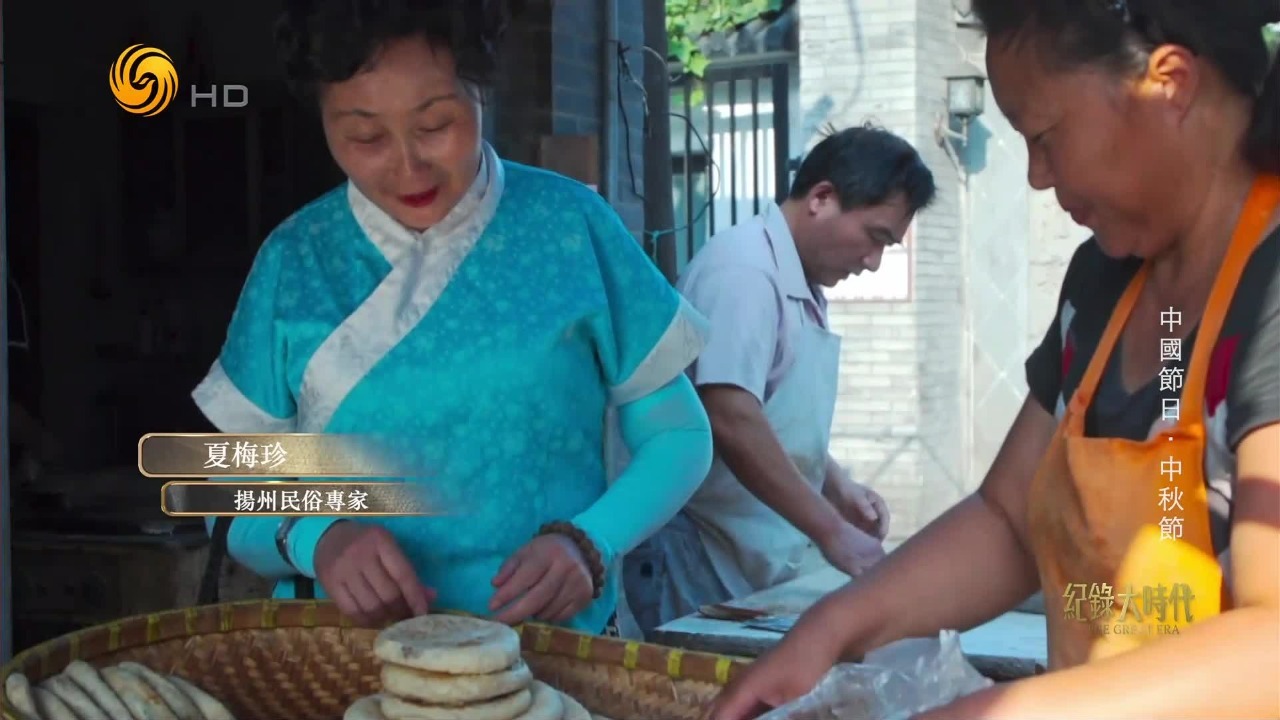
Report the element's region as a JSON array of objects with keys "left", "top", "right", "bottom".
[{"left": 537, "top": 521, "right": 606, "bottom": 599}]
